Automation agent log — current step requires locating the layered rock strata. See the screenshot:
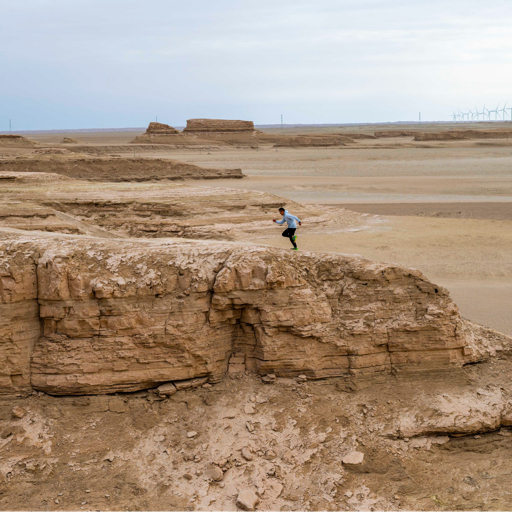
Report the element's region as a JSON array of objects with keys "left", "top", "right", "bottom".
[
  {"left": 0, "top": 158, "right": 243, "bottom": 181},
  {"left": 1, "top": 234, "right": 486, "bottom": 396},
  {"left": 145, "top": 122, "right": 180, "bottom": 135},
  {"left": 184, "top": 119, "right": 255, "bottom": 132},
  {"left": 0, "top": 135, "right": 36, "bottom": 147}
]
